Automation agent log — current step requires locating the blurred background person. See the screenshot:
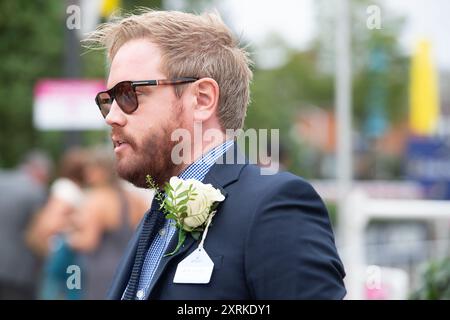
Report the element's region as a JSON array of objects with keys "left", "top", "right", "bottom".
[
  {"left": 26, "top": 147, "right": 88, "bottom": 299},
  {"left": 27, "top": 147, "right": 88, "bottom": 255},
  {"left": 67, "top": 147, "right": 147, "bottom": 299},
  {"left": 0, "top": 151, "right": 52, "bottom": 299}
]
